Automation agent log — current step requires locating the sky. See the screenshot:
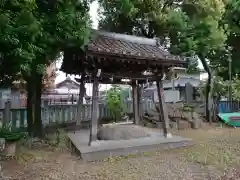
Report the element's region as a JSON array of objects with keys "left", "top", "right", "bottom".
[{"left": 55, "top": 1, "right": 208, "bottom": 94}]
